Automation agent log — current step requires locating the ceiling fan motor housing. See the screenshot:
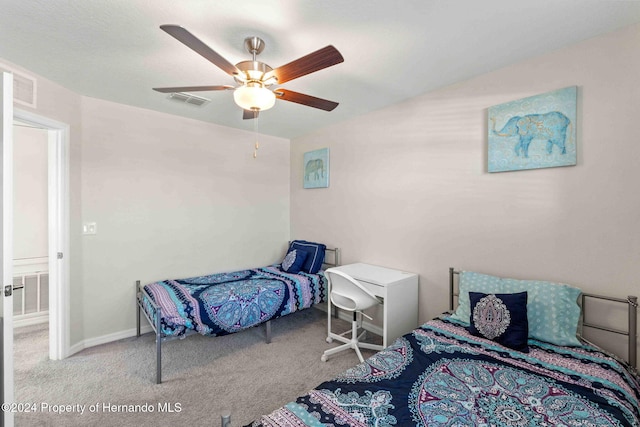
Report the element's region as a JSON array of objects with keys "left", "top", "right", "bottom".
[{"left": 233, "top": 60, "right": 275, "bottom": 86}]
